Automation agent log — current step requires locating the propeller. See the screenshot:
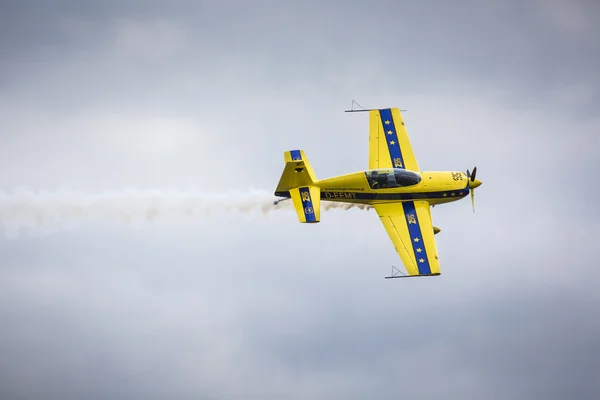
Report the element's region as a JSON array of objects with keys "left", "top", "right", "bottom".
[{"left": 466, "top": 167, "right": 481, "bottom": 213}]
